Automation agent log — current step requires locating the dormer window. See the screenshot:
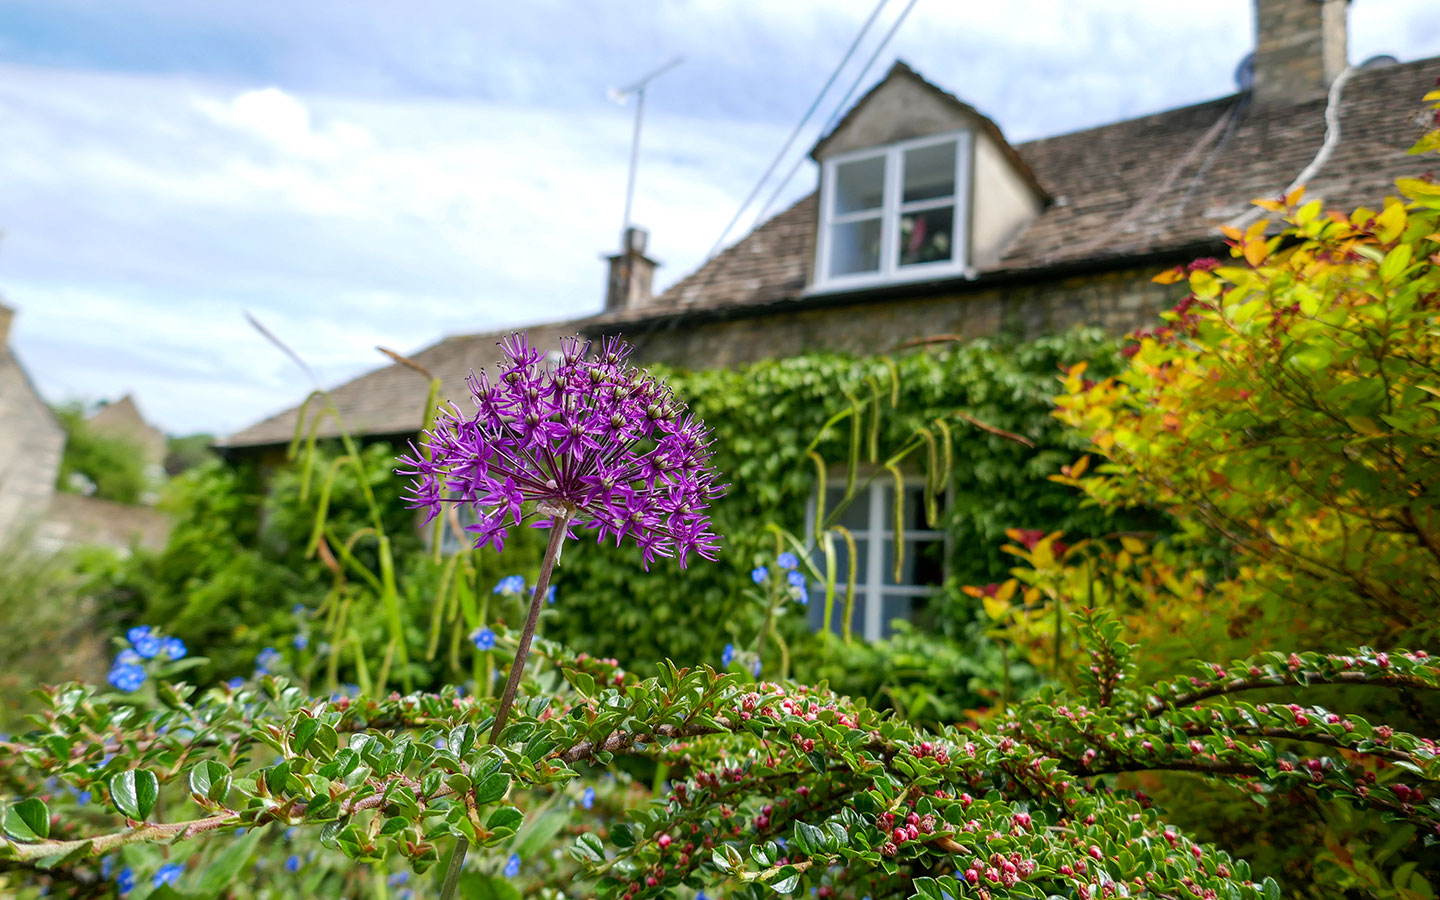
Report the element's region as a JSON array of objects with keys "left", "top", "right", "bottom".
[{"left": 815, "top": 131, "right": 972, "bottom": 291}]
